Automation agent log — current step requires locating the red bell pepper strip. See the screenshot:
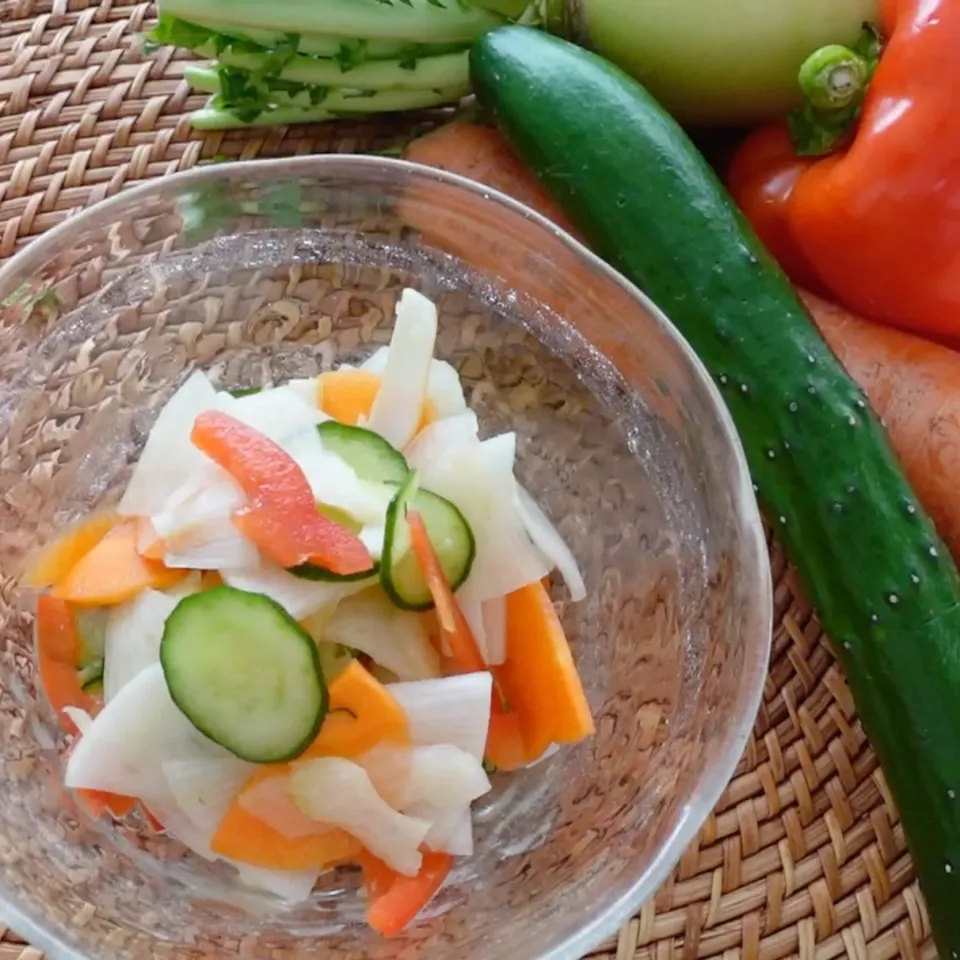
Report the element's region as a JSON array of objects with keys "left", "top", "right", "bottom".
[
  {"left": 362, "top": 849, "right": 453, "bottom": 938},
  {"left": 190, "top": 410, "right": 374, "bottom": 576},
  {"left": 727, "top": 0, "right": 960, "bottom": 344}
]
